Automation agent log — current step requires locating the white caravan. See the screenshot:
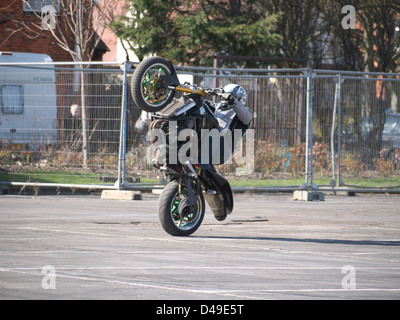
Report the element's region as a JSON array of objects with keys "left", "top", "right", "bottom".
[{"left": 0, "top": 52, "right": 57, "bottom": 150}]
